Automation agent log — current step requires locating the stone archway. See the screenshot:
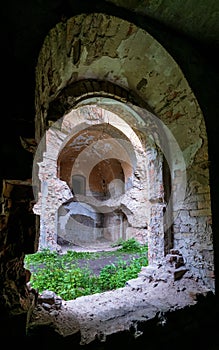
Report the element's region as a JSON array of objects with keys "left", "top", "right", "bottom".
[
  {"left": 33, "top": 12, "right": 214, "bottom": 290},
  {"left": 33, "top": 99, "right": 188, "bottom": 271},
  {"left": 33, "top": 104, "right": 151, "bottom": 251}
]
